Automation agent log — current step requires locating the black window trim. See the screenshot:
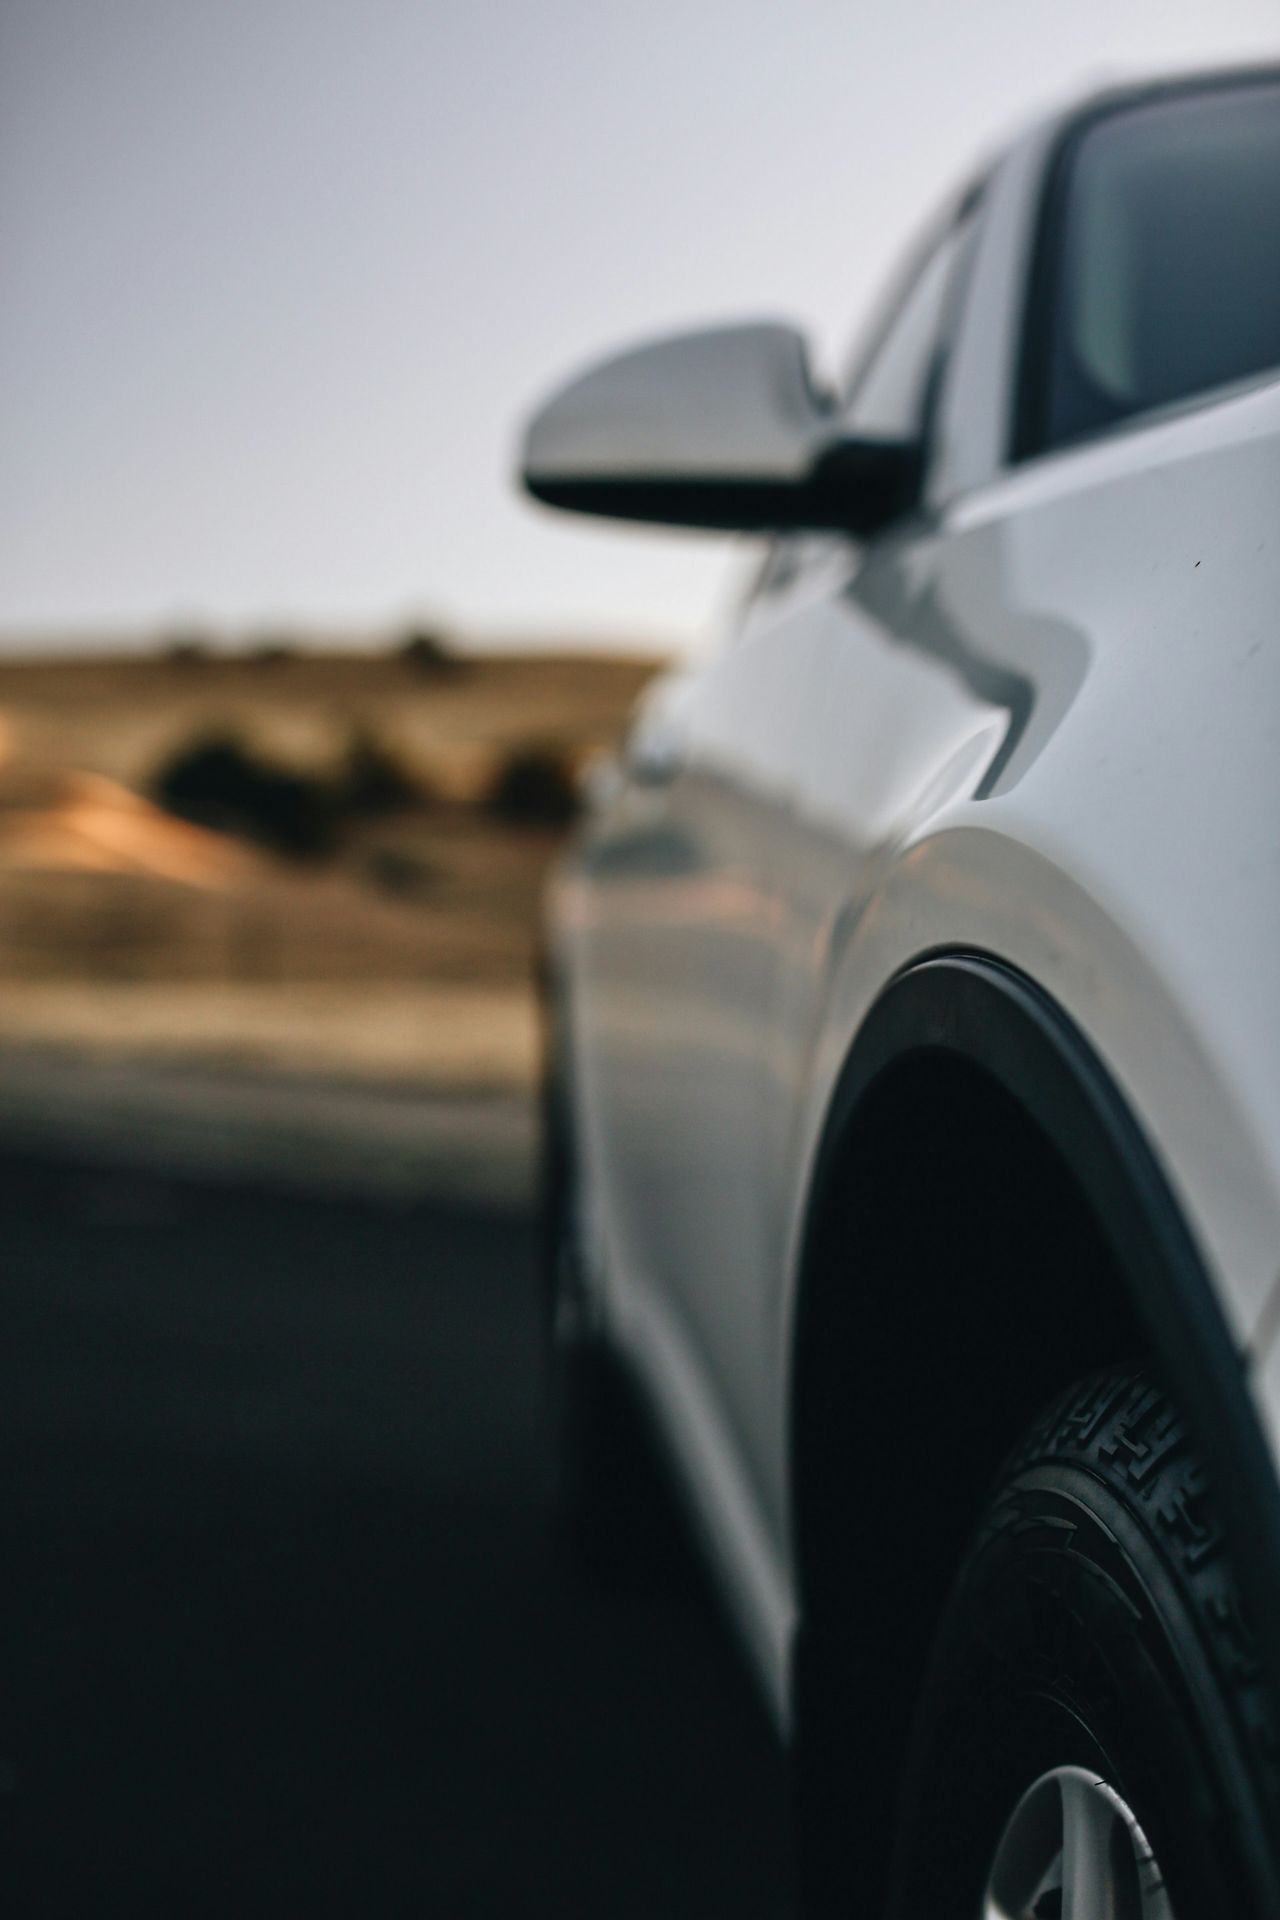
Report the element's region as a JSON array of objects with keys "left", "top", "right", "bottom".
[
  {"left": 841, "top": 174, "right": 988, "bottom": 425},
  {"left": 1010, "top": 63, "right": 1280, "bottom": 467}
]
